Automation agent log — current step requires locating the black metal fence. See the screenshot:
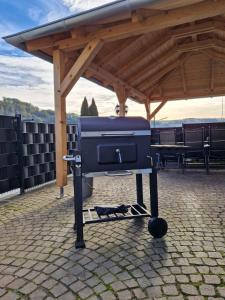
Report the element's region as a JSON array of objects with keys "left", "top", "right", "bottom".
[{"left": 0, "top": 115, "right": 76, "bottom": 195}]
